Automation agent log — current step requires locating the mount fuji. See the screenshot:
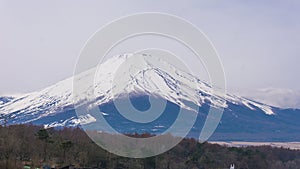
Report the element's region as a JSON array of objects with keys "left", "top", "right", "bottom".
[{"left": 0, "top": 53, "right": 299, "bottom": 141}]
